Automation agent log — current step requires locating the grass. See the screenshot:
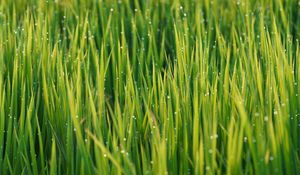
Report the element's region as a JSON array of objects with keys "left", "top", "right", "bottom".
[{"left": 0, "top": 0, "right": 300, "bottom": 174}]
